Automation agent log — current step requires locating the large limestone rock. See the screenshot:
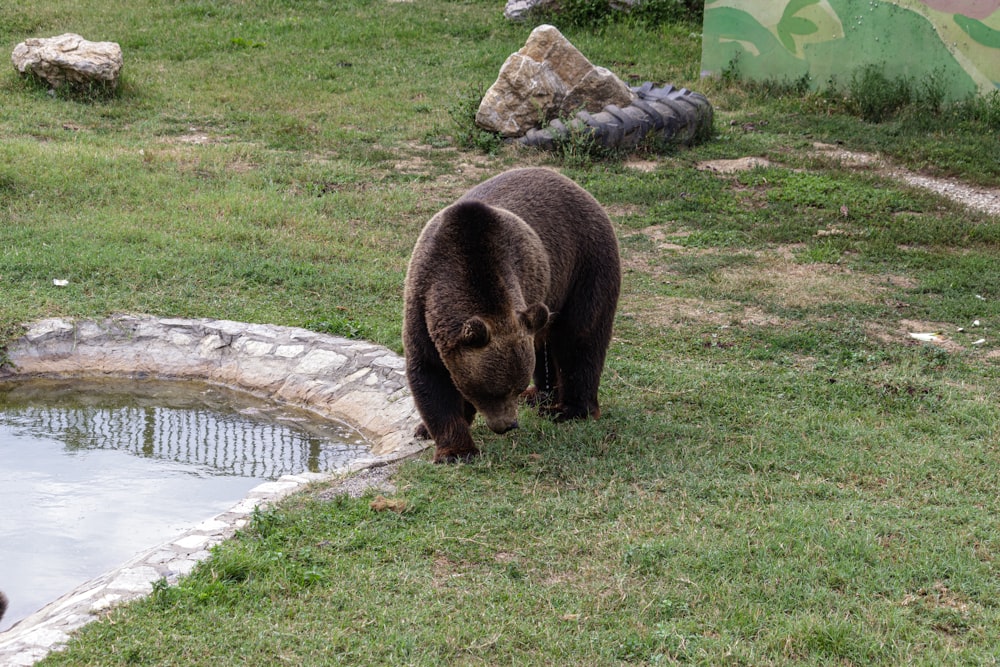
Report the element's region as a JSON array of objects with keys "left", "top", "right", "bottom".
[
  {"left": 11, "top": 33, "right": 123, "bottom": 90},
  {"left": 476, "top": 24, "right": 634, "bottom": 138}
]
